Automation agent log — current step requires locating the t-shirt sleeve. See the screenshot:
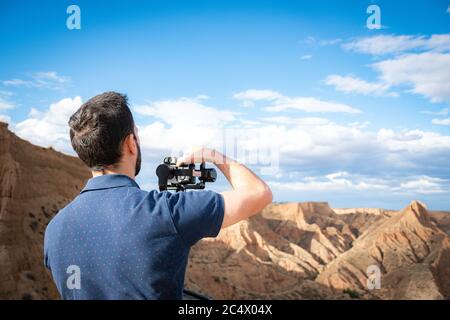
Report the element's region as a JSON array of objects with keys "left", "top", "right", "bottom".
[{"left": 165, "top": 190, "right": 225, "bottom": 247}]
